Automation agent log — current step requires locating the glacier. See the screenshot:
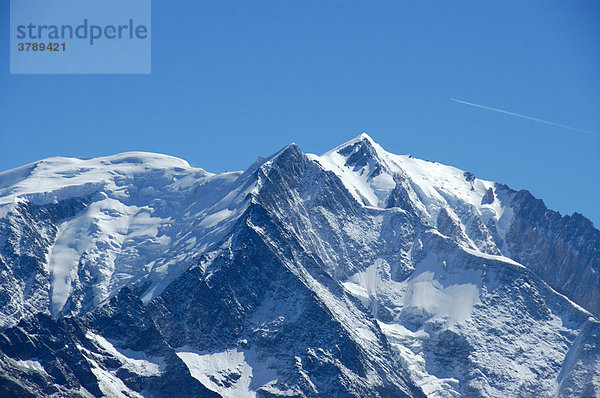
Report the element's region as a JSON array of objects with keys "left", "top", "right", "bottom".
[{"left": 0, "top": 134, "right": 599, "bottom": 397}]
